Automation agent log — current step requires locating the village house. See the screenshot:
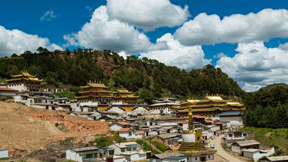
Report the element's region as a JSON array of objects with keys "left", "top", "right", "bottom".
[
  {"left": 231, "top": 140, "right": 260, "bottom": 154},
  {"left": 242, "top": 148, "right": 275, "bottom": 161},
  {"left": 108, "top": 142, "right": 151, "bottom": 161},
  {"left": 0, "top": 83, "right": 18, "bottom": 96},
  {"left": 43, "top": 87, "right": 64, "bottom": 93},
  {"left": 110, "top": 121, "right": 130, "bottom": 131},
  {"left": 219, "top": 111, "right": 243, "bottom": 123},
  {"left": 118, "top": 128, "right": 144, "bottom": 139},
  {"left": 222, "top": 131, "right": 248, "bottom": 146},
  {"left": 151, "top": 133, "right": 181, "bottom": 147},
  {"left": 259, "top": 156, "right": 288, "bottom": 162},
  {"left": 150, "top": 152, "right": 187, "bottom": 162},
  {"left": 66, "top": 146, "right": 126, "bottom": 162},
  {"left": 0, "top": 149, "right": 9, "bottom": 159}
]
